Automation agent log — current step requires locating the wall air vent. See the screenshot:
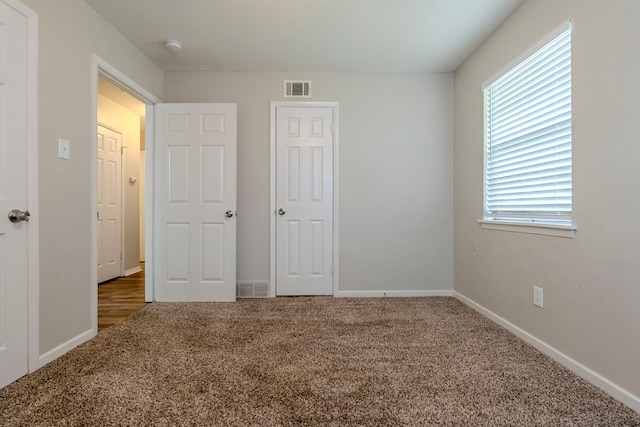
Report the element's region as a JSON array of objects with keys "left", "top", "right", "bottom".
[{"left": 284, "top": 80, "right": 312, "bottom": 98}]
